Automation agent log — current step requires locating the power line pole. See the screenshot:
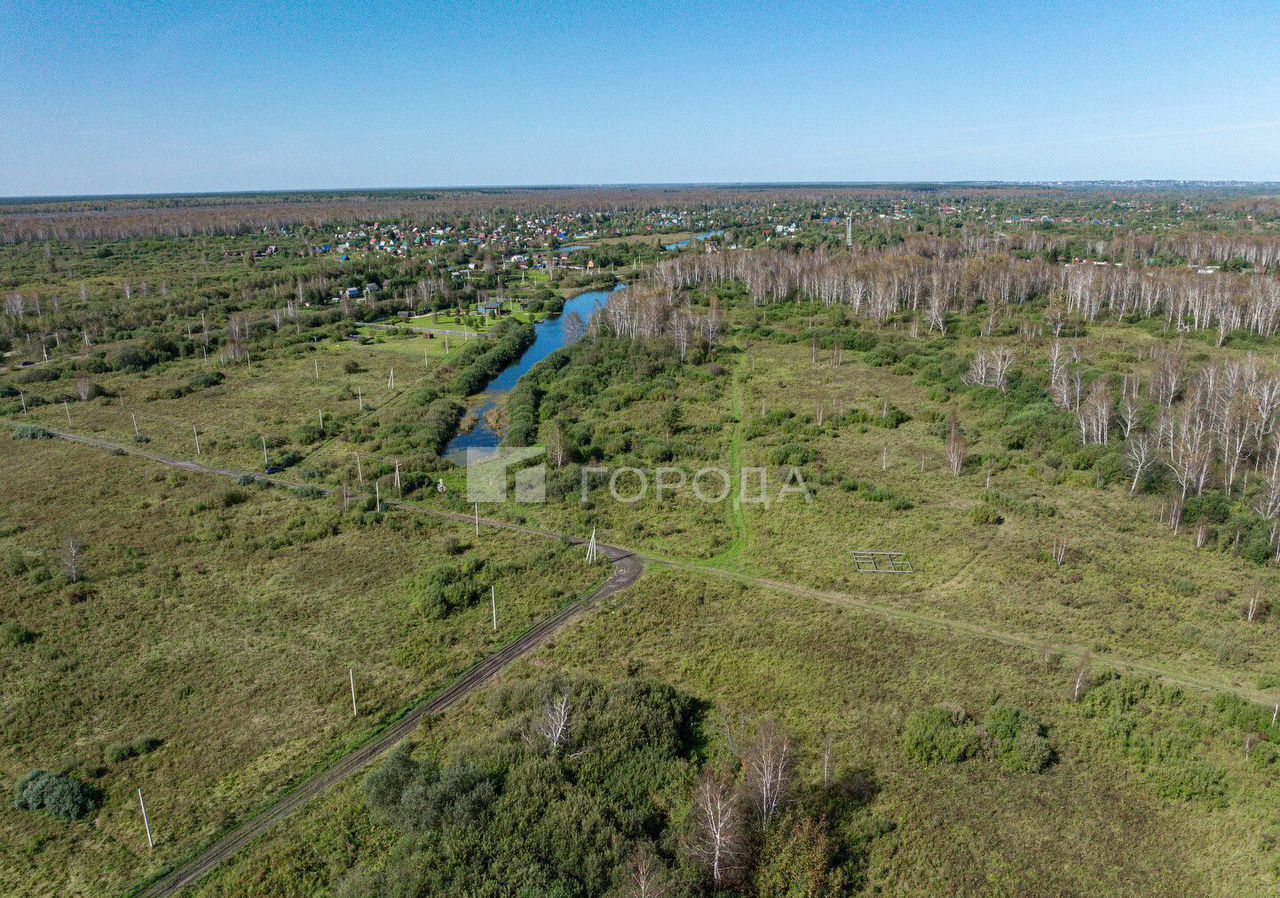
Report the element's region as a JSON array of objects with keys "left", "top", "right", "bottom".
[
  {"left": 137, "top": 788, "right": 154, "bottom": 850},
  {"left": 349, "top": 668, "right": 358, "bottom": 717},
  {"left": 491, "top": 585, "right": 497, "bottom": 631}
]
